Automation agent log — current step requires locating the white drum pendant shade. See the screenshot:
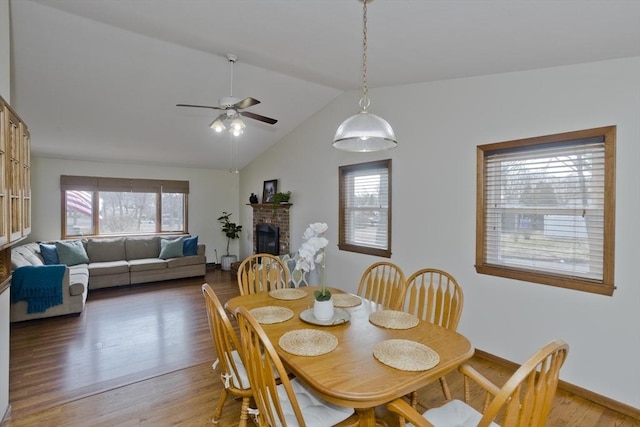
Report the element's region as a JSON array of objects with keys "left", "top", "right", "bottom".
[{"left": 333, "top": 111, "right": 397, "bottom": 152}]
